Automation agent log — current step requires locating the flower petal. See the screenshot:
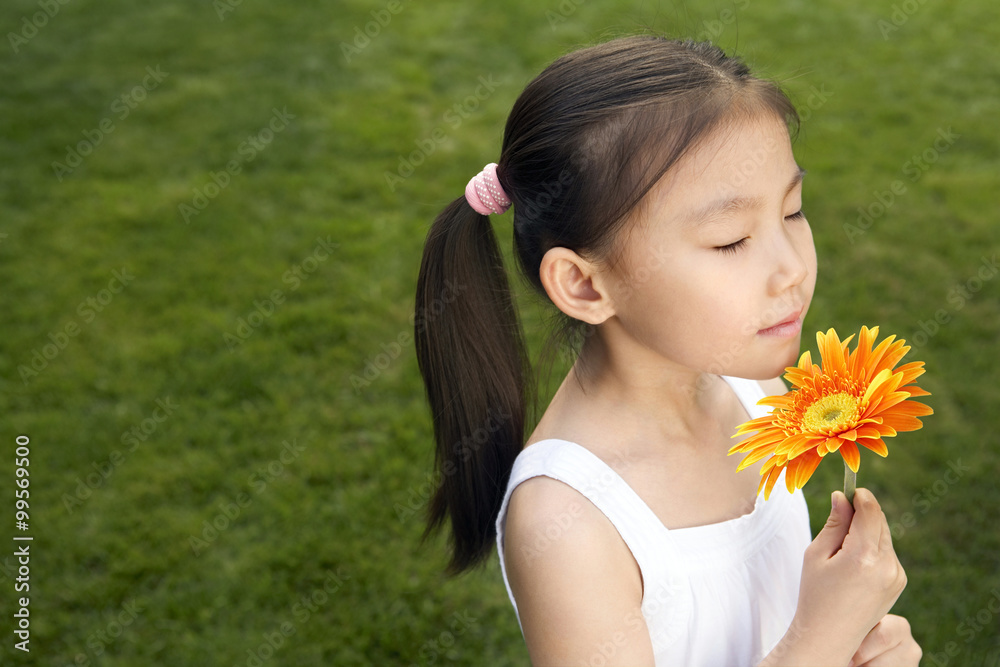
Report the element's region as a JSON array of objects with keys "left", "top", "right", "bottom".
[
  {"left": 763, "top": 464, "right": 784, "bottom": 500},
  {"left": 865, "top": 389, "right": 913, "bottom": 416},
  {"left": 822, "top": 437, "right": 844, "bottom": 455},
  {"left": 735, "top": 447, "right": 777, "bottom": 471},
  {"left": 895, "top": 361, "right": 926, "bottom": 385},
  {"left": 849, "top": 325, "right": 877, "bottom": 378},
  {"left": 840, "top": 441, "right": 861, "bottom": 472},
  {"left": 862, "top": 368, "right": 894, "bottom": 406},
  {"left": 730, "top": 325, "right": 929, "bottom": 502},
  {"left": 879, "top": 413, "right": 925, "bottom": 432},
  {"left": 789, "top": 450, "right": 823, "bottom": 490},
  {"left": 758, "top": 395, "right": 794, "bottom": 410},
  {"left": 860, "top": 438, "right": 889, "bottom": 457},
  {"left": 855, "top": 424, "right": 895, "bottom": 440},
  {"left": 892, "top": 400, "right": 934, "bottom": 417},
  {"left": 818, "top": 328, "right": 849, "bottom": 377},
  {"left": 732, "top": 415, "right": 778, "bottom": 436},
  {"left": 775, "top": 432, "right": 820, "bottom": 458},
  {"left": 865, "top": 334, "right": 899, "bottom": 373}
]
